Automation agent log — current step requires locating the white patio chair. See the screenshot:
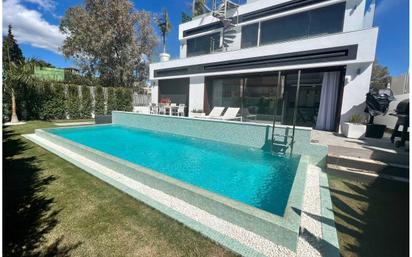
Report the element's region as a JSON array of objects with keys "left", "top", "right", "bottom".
[
  {"left": 203, "top": 107, "right": 225, "bottom": 119},
  {"left": 150, "top": 103, "right": 158, "bottom": 115},
  {"left": 214, "top": 107, "right": 241, "bottom": 120},
  {"left": 158, "top": 105, "right": 166, "bottom": 115},
  {"left": 177, "top": 104, "right": 185, "bottom": 116}
]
